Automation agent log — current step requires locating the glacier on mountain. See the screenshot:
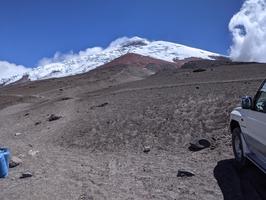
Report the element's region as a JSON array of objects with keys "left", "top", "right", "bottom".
[{"left": 0, "top": 37, "right": 220, "bottom": 85}]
